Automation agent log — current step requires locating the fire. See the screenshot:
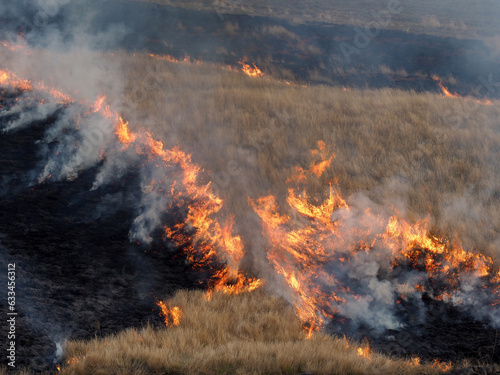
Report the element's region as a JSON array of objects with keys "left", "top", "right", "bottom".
[
  {"left": 238, "top": 58, "right": 264, "bottom": 78},
  {"left": 0, "top": 69, "right": 32, "bottom": 91},
  {"left": 251, "top": 140, "right": 500, "bottom": 333},
  {"left": 149, "top": 52, "right": 262, "bottom": 77},
  {"left": 356, "top": 344, "right": 372, "bottom": 361},
  {"left": 0, "top": 66, "right": 262, "bottom": 298},
  {"left": 156, "top": 301, "right": 182, "bottom": 327},
  {"left": 148, "top": 53, "right": 202, "bottom": 65},
  {"left": 432, "top": 75, "right": 492, "bottom": 105},
  {"left": 115, "top": 118, "right": 137, "bottom": 144},
  {"left": 432, "top": 359, "right": 452, "bottom": 372}
]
